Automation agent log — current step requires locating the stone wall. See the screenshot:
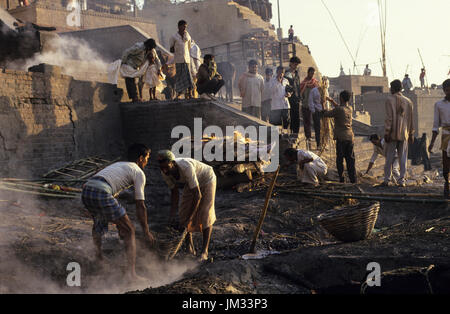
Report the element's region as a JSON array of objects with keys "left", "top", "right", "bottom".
[
  {"left": 120, "top": 99, "right": 272, "bottom": 155},
  {"left": 142, "top": 0, "right": 276, "bottom": 49},
  {"left": 0, "top": 64, "right": 125, "bottom": 177},
  {"left": 361, "top": 89, "right": 445, "bottom": 141},
  {"left": 330, "top": 75, "right": 389, "bottom": 97}
]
